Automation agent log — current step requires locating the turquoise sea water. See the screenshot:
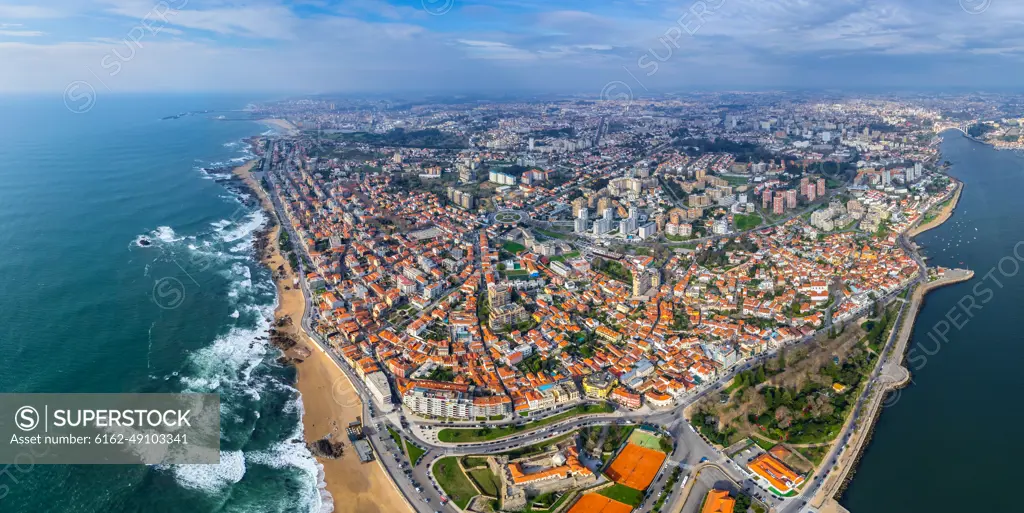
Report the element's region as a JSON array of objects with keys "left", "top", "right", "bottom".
[
  {"left": 842, "top": 133, "right": 1024, "bottom": 510},
  {"left": 0, "top": 96, "right": 330, "bottom": 513}
]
